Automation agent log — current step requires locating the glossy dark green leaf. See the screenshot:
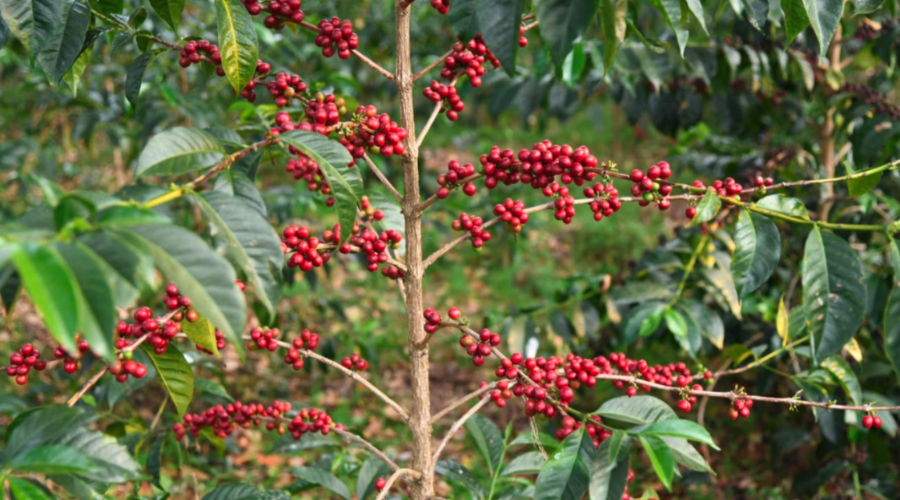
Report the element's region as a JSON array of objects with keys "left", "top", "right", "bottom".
[
  {"left": 589, "top": 437, "right": 630, "bottom": 500},
  {"left": 804, "top": 0, "right": 844, "bottom": 55},
  {"left": 279, "top": 131, "right": 360, "bottom": 244},
  {"left": 8, "top": 477, "right": 54, "bottom": 500},
  {"left": 466, "top": 414, "right": 505, "bottom": 474},
  {"left": 136, "top": 127, "right": 224, "bottom": 178},
  {"left": 215, "top": 0, "right": 258, "bottom": 92},
  {"left": 356, "top": 457, "right": 391, "bottom": 500},
  {"left": 114, "top": 224, "right": 245, "bottom": 345},
  {"left": 8, "top": 445, "right": 96, "bottom": 475},
  {"left": 0, "top": 0, "right": 36, "bottom": 55},
  {"left": 663, "top": 437, "right": 713, "bottom": 472},
  {"left": 820, "top": 356, "right": 862, "bottom": 405},
  {"left": 147, "top": 436, "right": 164, "bottom": 489},
  {"left": 5, "top": 406, "right": 93, "bottom": 457},
  {"left": 290, "top": 467, "right": 350, "bottom": 500},
  {"left": 201, "top": 483, "right": 264, "bottom": 500},
  {"left": 89, "top": 0, "right": 123, "bottom": 14},
  {"left": 478, "top": 0, "right": 526, "bottom": 75},
  {"left": 195, "top": 191, "right": 282, "bottom": 319},
  {"left": 639, "top": 435, "right": 674, "bottom": 491},
  {"left": 594, "top": 396, "right": 676, "bottom": 425},
  {"left": 884, "top": 285, "right": 900, "bottom": 385},
  {"left": 535, "top": 428, "right": 596, "bottom": 500},
  {"left": 678, "top": 300, "right": 723, "bottom": 350},
  {"left": 434, "top": 460, "right": 484, "bottom": 498},
  {"left": 125, "top": 50, "right": 154, "bottom": 110},
  {"left": 55, "top": 242, "right": 116, "bottom": 360},
  {"left": 801, "top": 228, "right": 865, "bottom": 363},
  {"left": 646, "top": 0, "right": 688, "bottom": 55},
  {"left": 31, "top": 0, "right": 91, "bottom": 83},
  {"left": 79, "top": 231, "right": 155, "bottom": 292},
  {"left": 622, "top": 301, "right": 666, "bottom": 343},
  {"left": 503, "top": 451, "right": 546, "bottom": 476},
  {"left": 756, "top": 194, "right": 810, "bottom": 220},
  {"left": 55, "top": 427, "right": 143, "bottom": 482},
  {"left": 599, "top": 0, "right": 627, "bottom": 75},
  {"left": 10, "top": 243, "right": 80, "bottom": 353},
  {"left": 447, "top": 0, "right": 479, "bottom": 40},
  {"left": 731, "top": 211, "right": 781, "bottom": 297},
  {"left": 636, "top": 420, "right": 719, "bottom": 449},
  {"left": 213, "top": 154, "right": 266, "bottom": 218},
  {"left": 692, "top": 189, "right": 721, "bottom": 223},
  {"left": 535, "top": 0, "right": 601, "bottom": 66},
  {"left": 782, "top": 0, "right": 810, "bottom": 46},
  {"left": 141, "top": 343, "right": 193, "bottom": 417},
  {"left": 195, "top": 378, "right": 234, "bottom": 402},
  {"left": 148, "top": 0, "right": 183, "bottom": 31}
]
